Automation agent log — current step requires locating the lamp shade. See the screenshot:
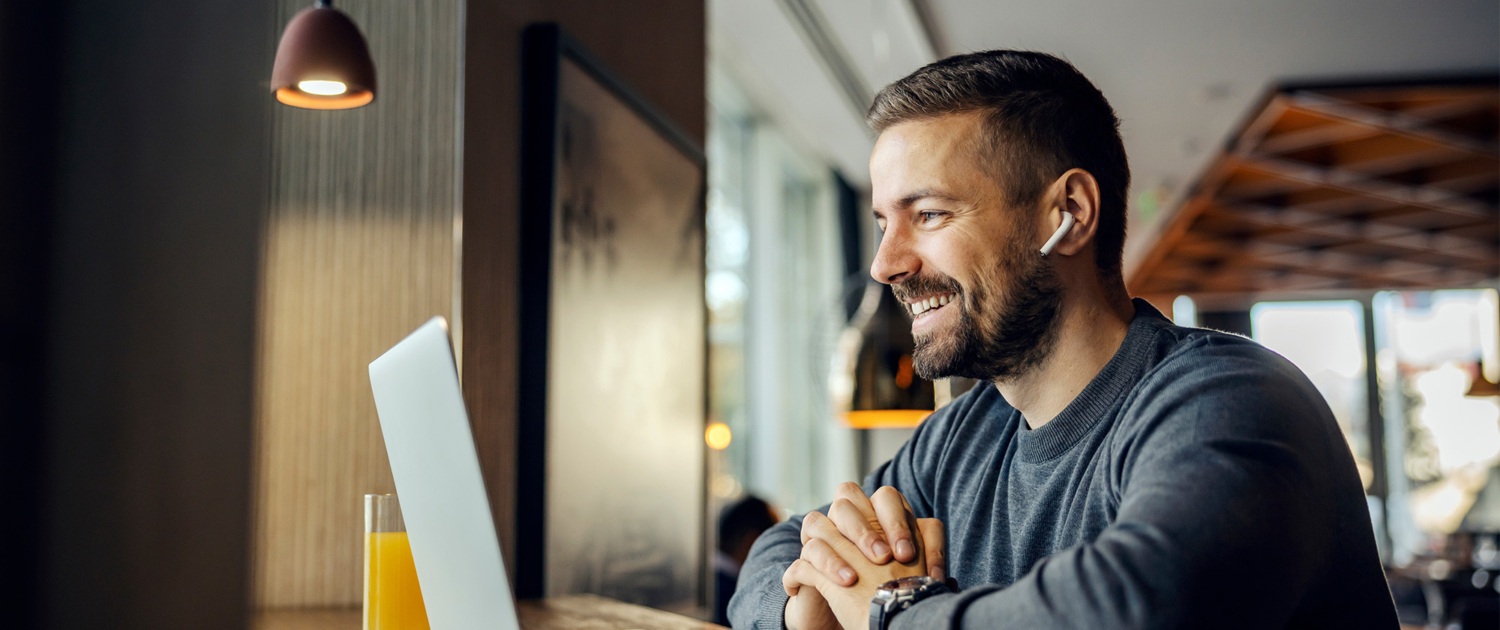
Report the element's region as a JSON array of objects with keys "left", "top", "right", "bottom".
[
  {"left": 270, "top": 2, "right": 376, "bottom": 110},
  {"left": 832, "top": 282, "right": 936, "bottom": 429}
]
